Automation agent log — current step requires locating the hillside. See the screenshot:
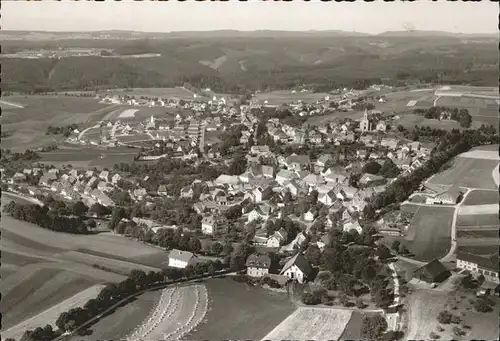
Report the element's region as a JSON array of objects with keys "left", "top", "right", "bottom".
[{"left": 1, "top": 33, "right": 497, "bottom": 93}]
